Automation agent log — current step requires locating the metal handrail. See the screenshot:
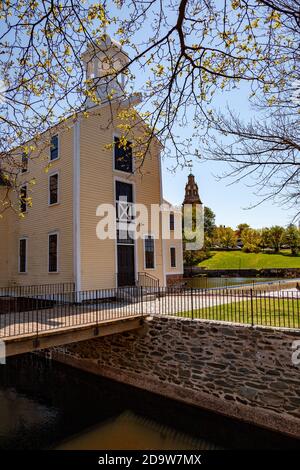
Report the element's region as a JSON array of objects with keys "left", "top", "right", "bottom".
[{"left": 137, "top": 272, "right": 160, "bottom": 289}]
